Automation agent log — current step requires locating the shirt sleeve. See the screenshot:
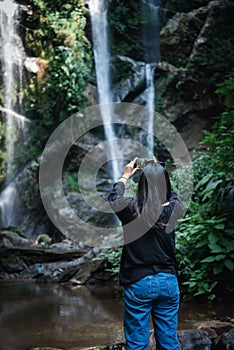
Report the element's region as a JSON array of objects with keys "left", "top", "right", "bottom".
[
  {"left": 108, "top": 181, "right": 125, "bottom": 201},
  {"left": 165, "top": 190, "right": 184, "bottom": 233},
  {"left": 170, "top": 190, "right": 178, "bottom": 201},
  {"left": 107, "top": 181, "right": 133, "bottom": 219}
]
